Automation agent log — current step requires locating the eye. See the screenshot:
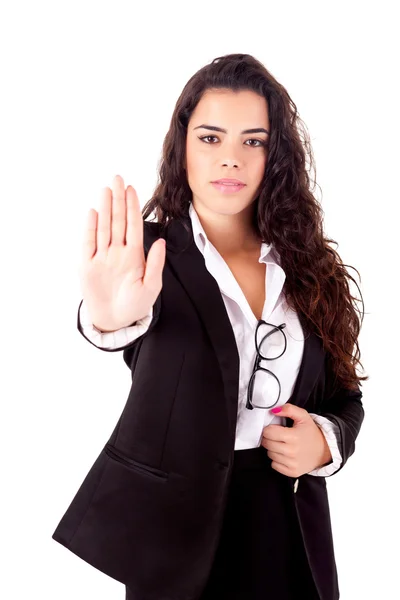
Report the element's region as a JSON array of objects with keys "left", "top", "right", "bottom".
[
  {"left": 198, "top": 135, "right": 219, "bottom": 144},
  {"left": 198, "top": 135, "right": 267, "bottom": 147},
  {"left": 245, "top": 139, "right": 266, "bottom": 148}
]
